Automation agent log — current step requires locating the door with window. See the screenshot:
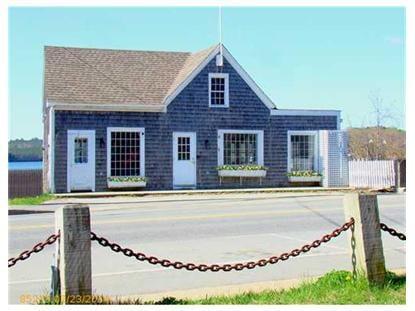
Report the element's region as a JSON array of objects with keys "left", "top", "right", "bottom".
[
  {"left": 173, "top": 132, "right": 196, "bottom": 188},
  {"left": 67, "top": 130, "right": 95, "bottom": 192}
]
